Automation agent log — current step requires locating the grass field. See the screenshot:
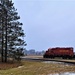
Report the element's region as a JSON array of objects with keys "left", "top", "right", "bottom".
[{"left": 0, "top": 60, "right": 75, "bottom": 75}]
